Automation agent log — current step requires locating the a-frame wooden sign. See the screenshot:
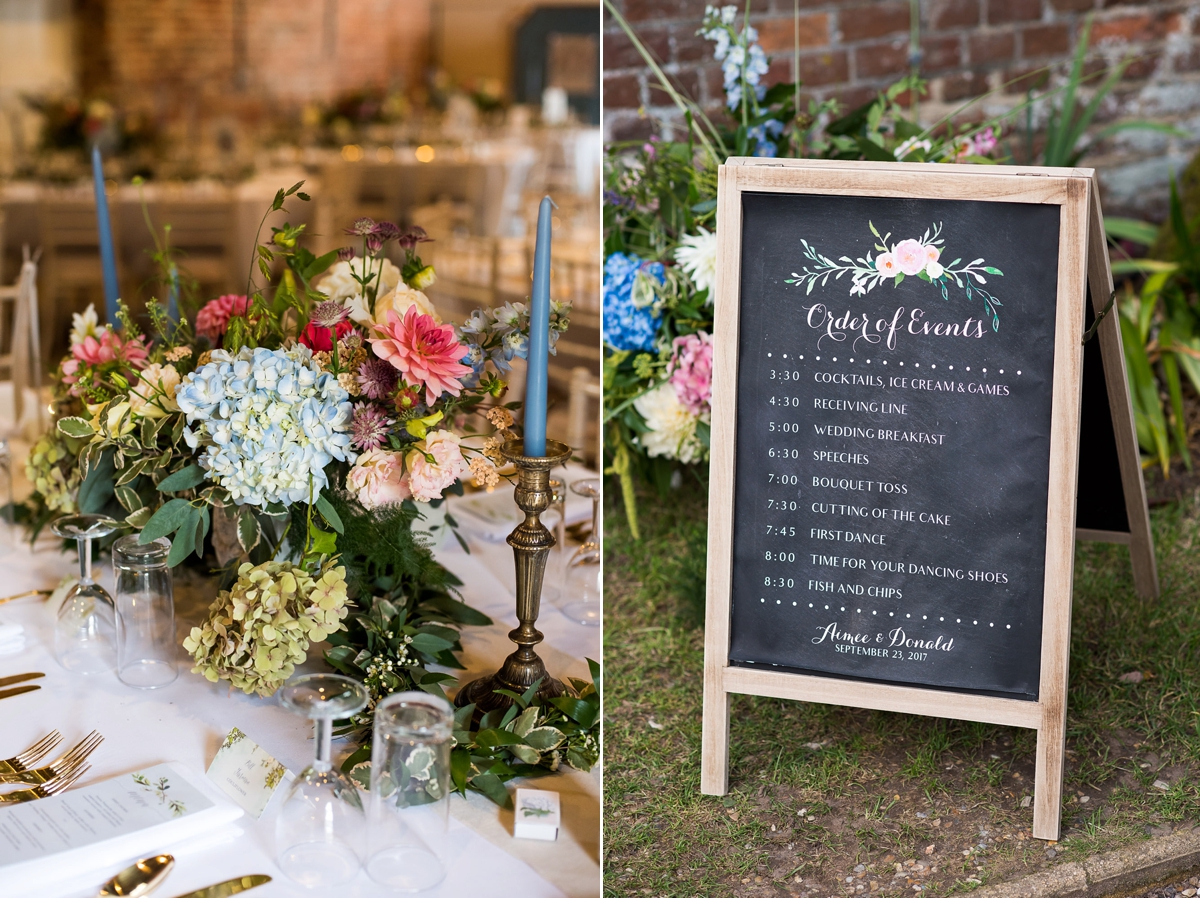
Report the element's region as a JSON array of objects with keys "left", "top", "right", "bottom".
[{"left": 701, "top": 158, "right": 1157, "bottom": 841}]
